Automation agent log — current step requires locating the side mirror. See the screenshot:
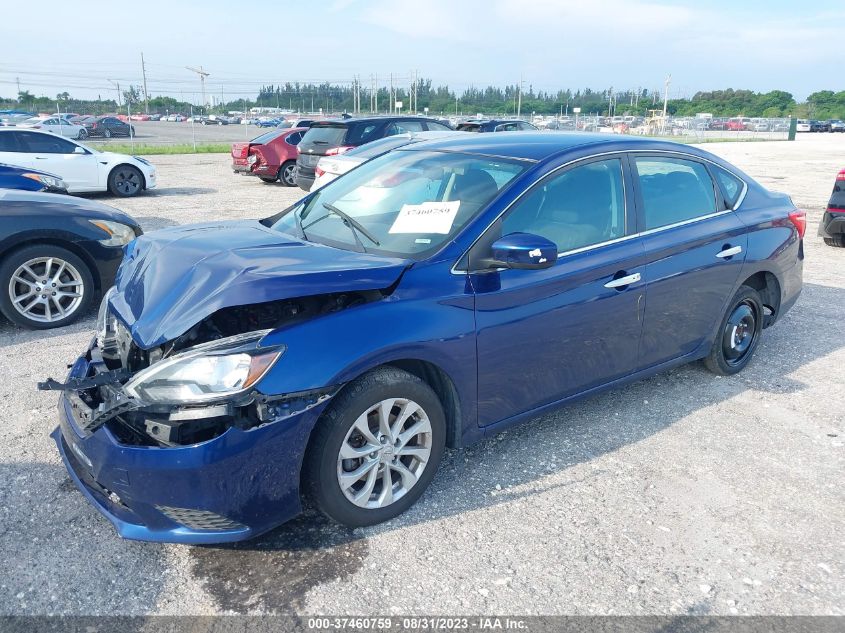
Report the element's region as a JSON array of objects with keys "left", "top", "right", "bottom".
[
  {"left": 73, "top": 146, "right": 86, "bottom": 154},
  {"left": 483, "top": 233, "right": 557, "bottom": 270}
]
